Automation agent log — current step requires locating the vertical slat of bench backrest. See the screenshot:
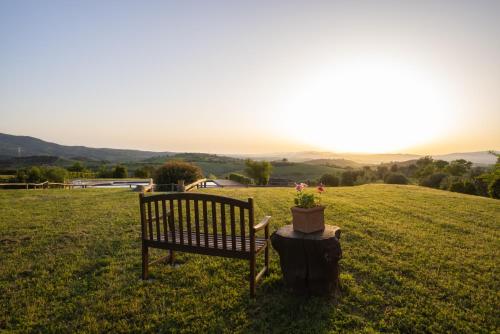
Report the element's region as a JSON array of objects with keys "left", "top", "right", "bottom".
[
  {"left": 162, "top": 199, "right": 168, "bottom": 242},
  {"left": 248, "top": 198, "right": 255, "bottom": 253},
  {"left": 194, "top": 199, "right": 200, "bottom": 246},
  {"left": 169, "top": 199, "right": 176, "bottom": 244},
  {"left": 220, "top": 203, "right": 227, "bottom": 250},
  {"left": 211, "top": 201, "right": 218, "bottom": 249},
  {"left": 154, "top": 200, "right": 161, "bottom": 241},
  {"left": 203, "top": 200, "right": 209, "bottom": 247},
  {"left": 230, "top": 204, "right": 236, "bottom": 251},
  {"left": 139, "top": 194, "right": 147, "bottom": 241},
  {"left": 177, "top": 199, "right": 184, "bottom": 245},
  {"left": 186, "top": 199, "right": 192, "bottom": 246},
  {"left": 240, "top": 205, "right": 246, "bottom": 251},
  {"left": 147, "top": 201, "right": 153, "bottom": 240}
]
